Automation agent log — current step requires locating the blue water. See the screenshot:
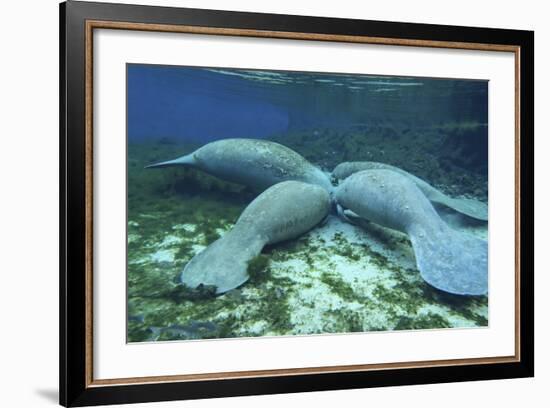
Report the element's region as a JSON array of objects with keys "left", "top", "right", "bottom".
[{"left": 128, "top": 64, "right": 487, "bottom": 145}]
